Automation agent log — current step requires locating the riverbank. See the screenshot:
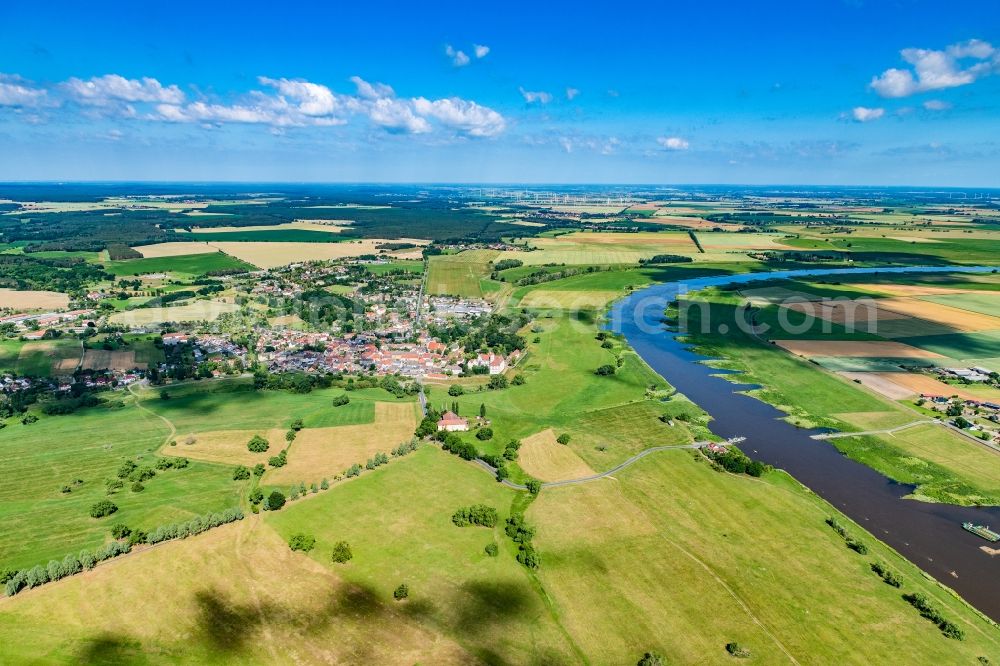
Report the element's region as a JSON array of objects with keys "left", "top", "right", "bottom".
[{"left": 611, "top": 264, "right": 1000, "bottom": 621}]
